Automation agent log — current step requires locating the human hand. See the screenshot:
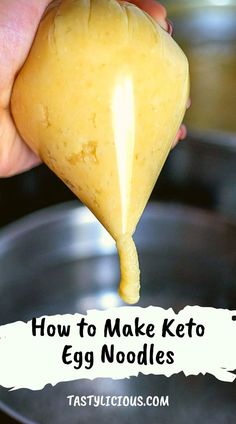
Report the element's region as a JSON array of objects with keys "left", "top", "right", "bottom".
[
  {"left": 0, "top": 0, "right": 187, "bottom": 178},
  {"left": 0, "top": 0, "right": 52, "bottom": 177}
]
